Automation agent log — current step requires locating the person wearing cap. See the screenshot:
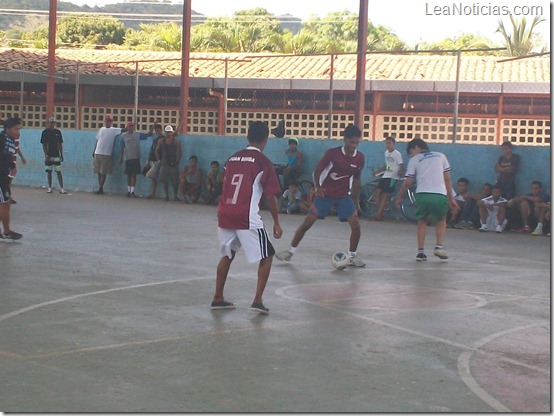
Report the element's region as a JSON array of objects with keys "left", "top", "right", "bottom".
[
  {"left": 370, "top": 136, "right": 404, "bottom": 221},
  {"left": 41, "top": 117, "right": 67, "bottom": 194},
  {"left": 155, "top": 125, "right": 182, "bottom": 201},
  {"left": 280, "top": 136, "right": 303, "bottom": 190},
  {"left": 119, "top": 121, "right": 148, "bottom": 197},
  {"left": 92, "top": 114, "right": 127, "bottom": 195}
]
